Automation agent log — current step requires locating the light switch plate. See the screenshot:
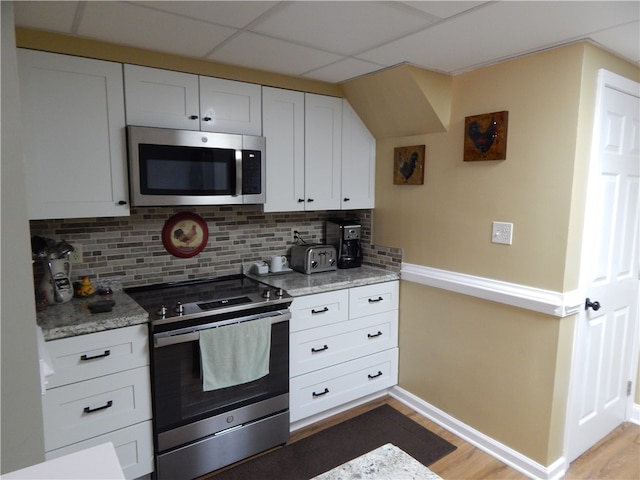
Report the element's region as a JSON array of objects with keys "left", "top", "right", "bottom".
[{"left": 492, "top": 222, "right": 513, "bottom": 245}]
